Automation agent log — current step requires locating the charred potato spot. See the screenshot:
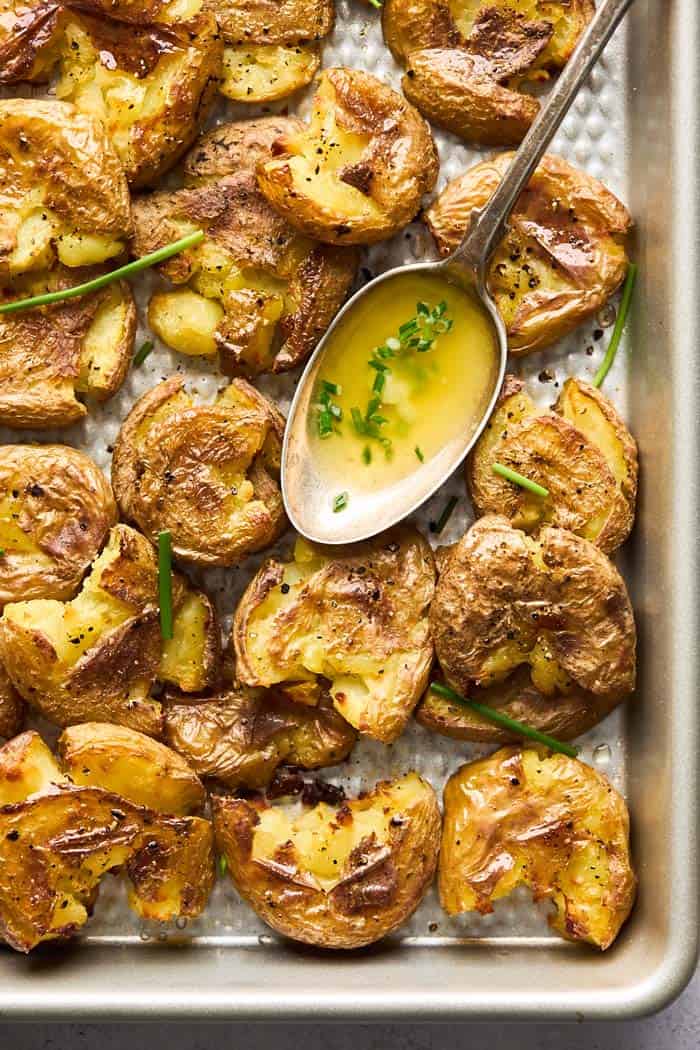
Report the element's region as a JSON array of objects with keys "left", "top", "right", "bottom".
[
  {"left": 111, "top": 377, "right": 287, "bottom": 566},
  {"left": 0, "top": 0, "right": 223, "bottom": 186},
  {"left": 439, "top": 748, "right": 636, "bottom": 950},
  {"left": 0, "top": 100, "right": 131, "bottom": 278},
  {"left": 233, "top": 530, "right": 435, "bottom": 743},
  {"left": 256, "top": 67, "right": 439, "bottom": 246},
  {"left": 214, "top": 771, "right": 441, "bottom": 948},
  {"left": 426, "top": 154, "right": 632, "bottom": 352},
  {"left": 163, "top": 685, "right": 356, "bottom": 789},
  {"left": 467, "top": 376, "right": 638, "bottom": 553},
  {"left": 0, "top": 445, "right": 117, "bottom": 606}
]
